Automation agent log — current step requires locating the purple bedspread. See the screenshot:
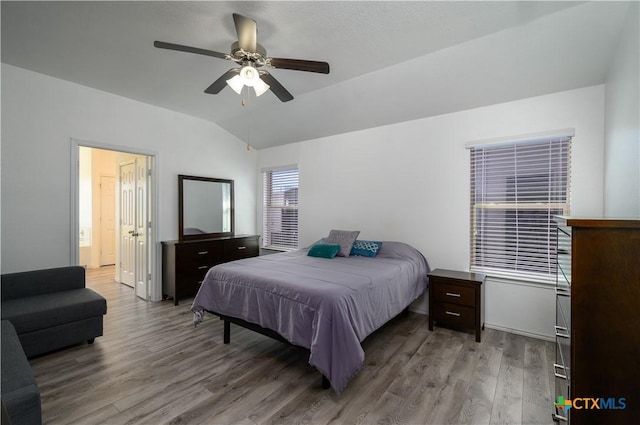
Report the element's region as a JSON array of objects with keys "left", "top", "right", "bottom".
[{"left": 191, "top": 241, "right": 429, "bottom": 393}]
